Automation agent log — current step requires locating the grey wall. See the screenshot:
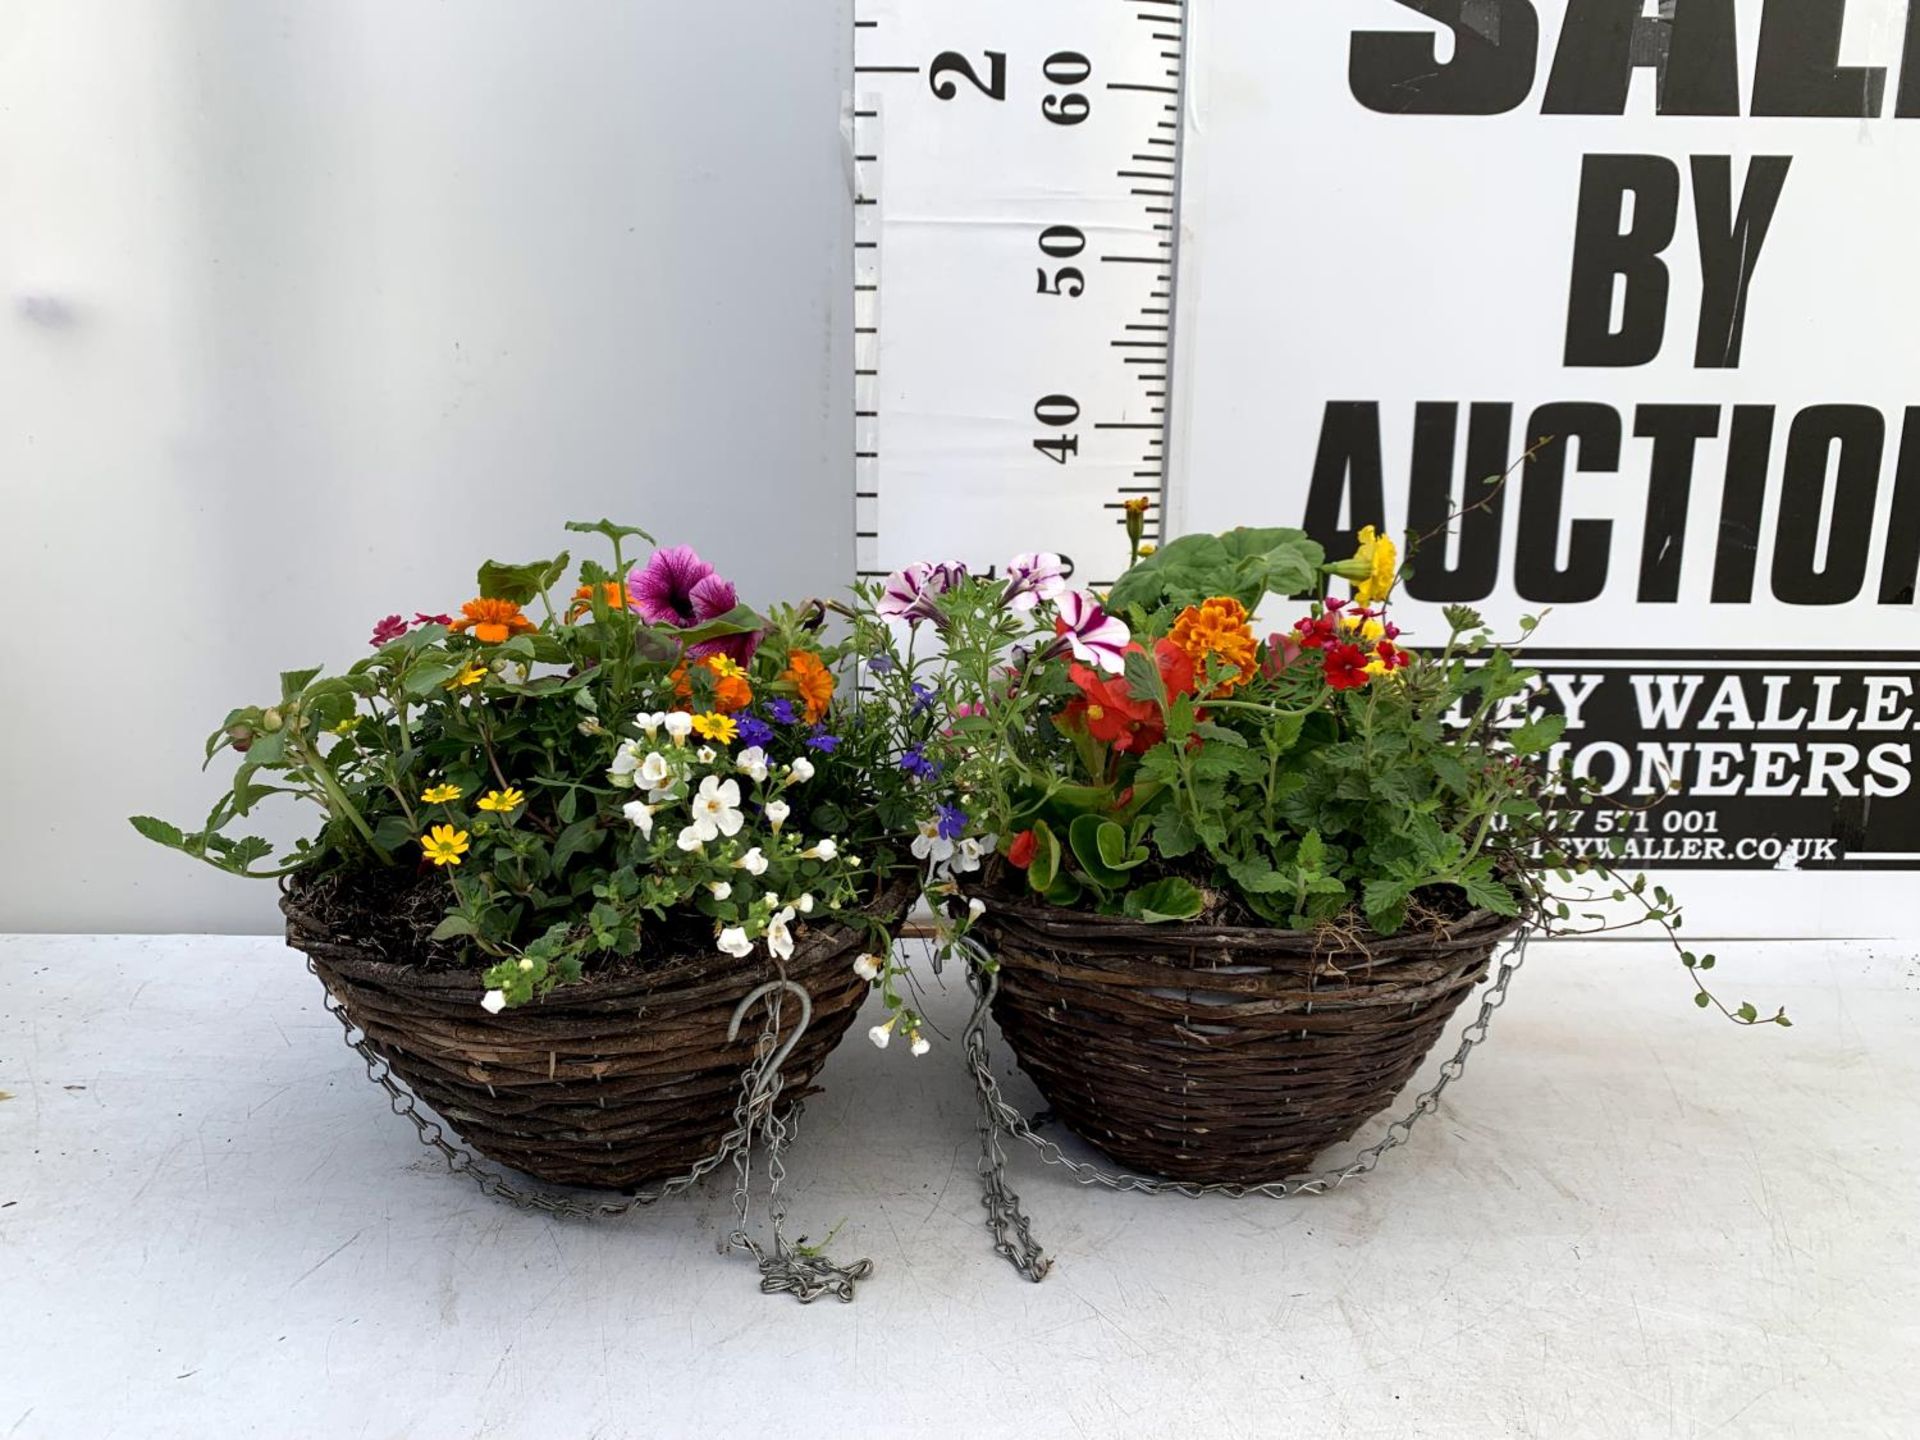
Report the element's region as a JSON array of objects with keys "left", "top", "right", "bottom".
[{"left": 0, "top": 2, "right": 854, "bottom": 932}]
